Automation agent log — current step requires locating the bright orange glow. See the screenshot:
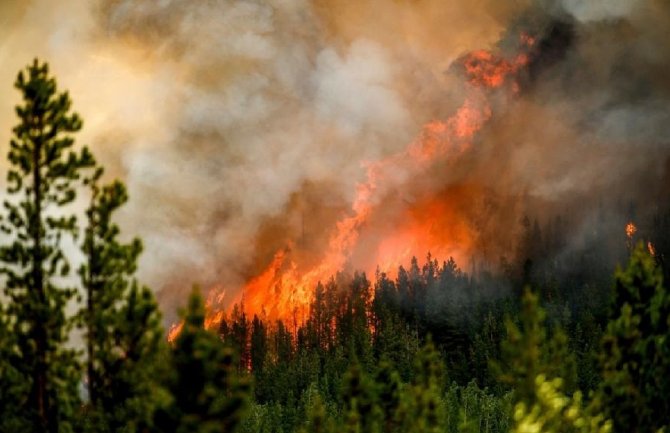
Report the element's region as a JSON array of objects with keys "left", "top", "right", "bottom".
[
  {"left": 626, "top": 222, "right": 637, "bottom": 239},
  {"left": 167, "top": 322, "right": 183, "bottom": 344},
  {"left": 461, "top": 50, "right": 529, "bottom": 89},
  {"left": 648, "top": 241, "right": 656, "bottom": 257},
  {"left": 167, "top": 39, "right": 534, "bottom": 339},
  {"left": 373, "top": 188, "right": 475, "bottom": 278}
]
